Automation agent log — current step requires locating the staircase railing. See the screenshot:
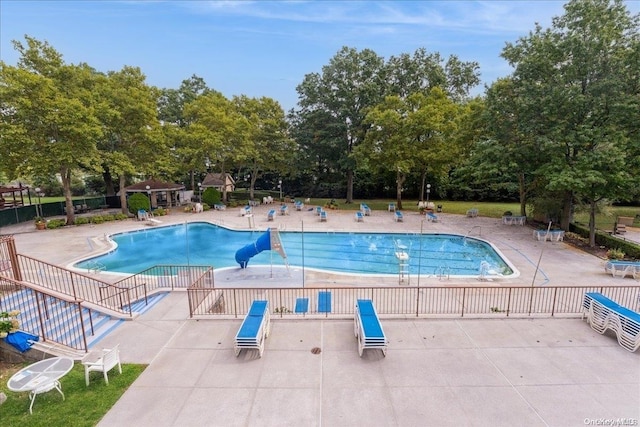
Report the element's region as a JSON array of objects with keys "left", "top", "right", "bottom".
[
  {"left": 16, "top": 254, "right": 137, "bottom": 316},
  {"left": 0, "top": 276, "right": 91, "bottom": 353}
]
